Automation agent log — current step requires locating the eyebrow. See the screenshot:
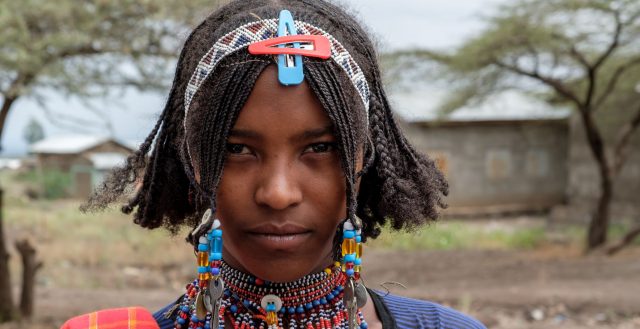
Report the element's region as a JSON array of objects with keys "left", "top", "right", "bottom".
[{"left": 228, "top": 124, "right": 334, "bottom": 141}]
